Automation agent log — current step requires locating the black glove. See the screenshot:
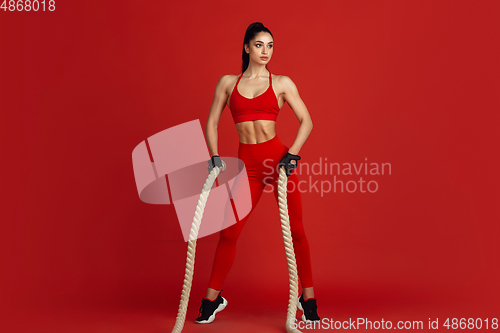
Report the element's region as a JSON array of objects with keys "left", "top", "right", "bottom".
[
  {"left": 278, "top": 152, "right": 301, "bottom": 177},
  {"left": 207, "top": 155, "right": 226, "bottom": 172}
]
